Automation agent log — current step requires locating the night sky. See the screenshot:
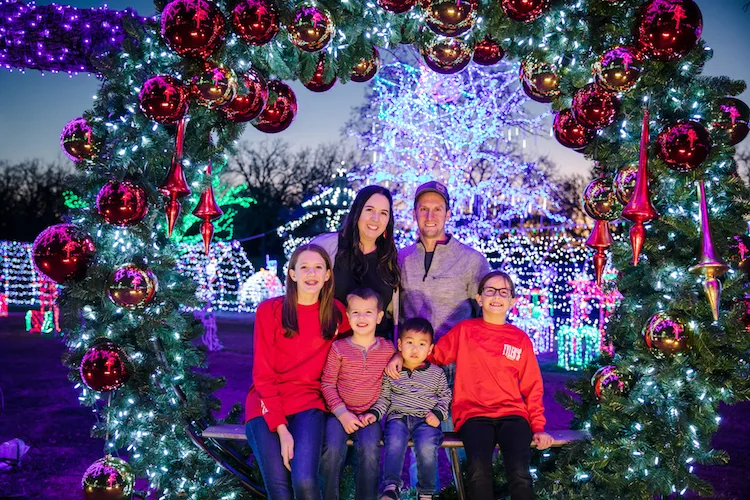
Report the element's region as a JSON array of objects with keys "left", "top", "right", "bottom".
[{"left": 1, "top": 0, "right": 749, "bottom": 177}]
